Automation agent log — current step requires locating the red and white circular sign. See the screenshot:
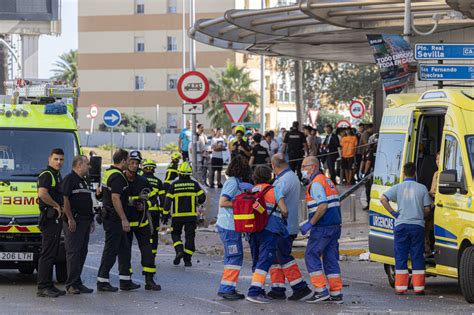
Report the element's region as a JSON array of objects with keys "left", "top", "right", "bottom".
[
  {"left": 336, "top": 119, "right": 352, "bottom": 129},
  {"left": 89, "top": 104, "right": 99, "bottom": 119},
  {"left": 177, "top": 71, "right": 209, "bottom": 104},
  {"left": 349, "top": 100, "right": 366, "bottom": 119}
]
